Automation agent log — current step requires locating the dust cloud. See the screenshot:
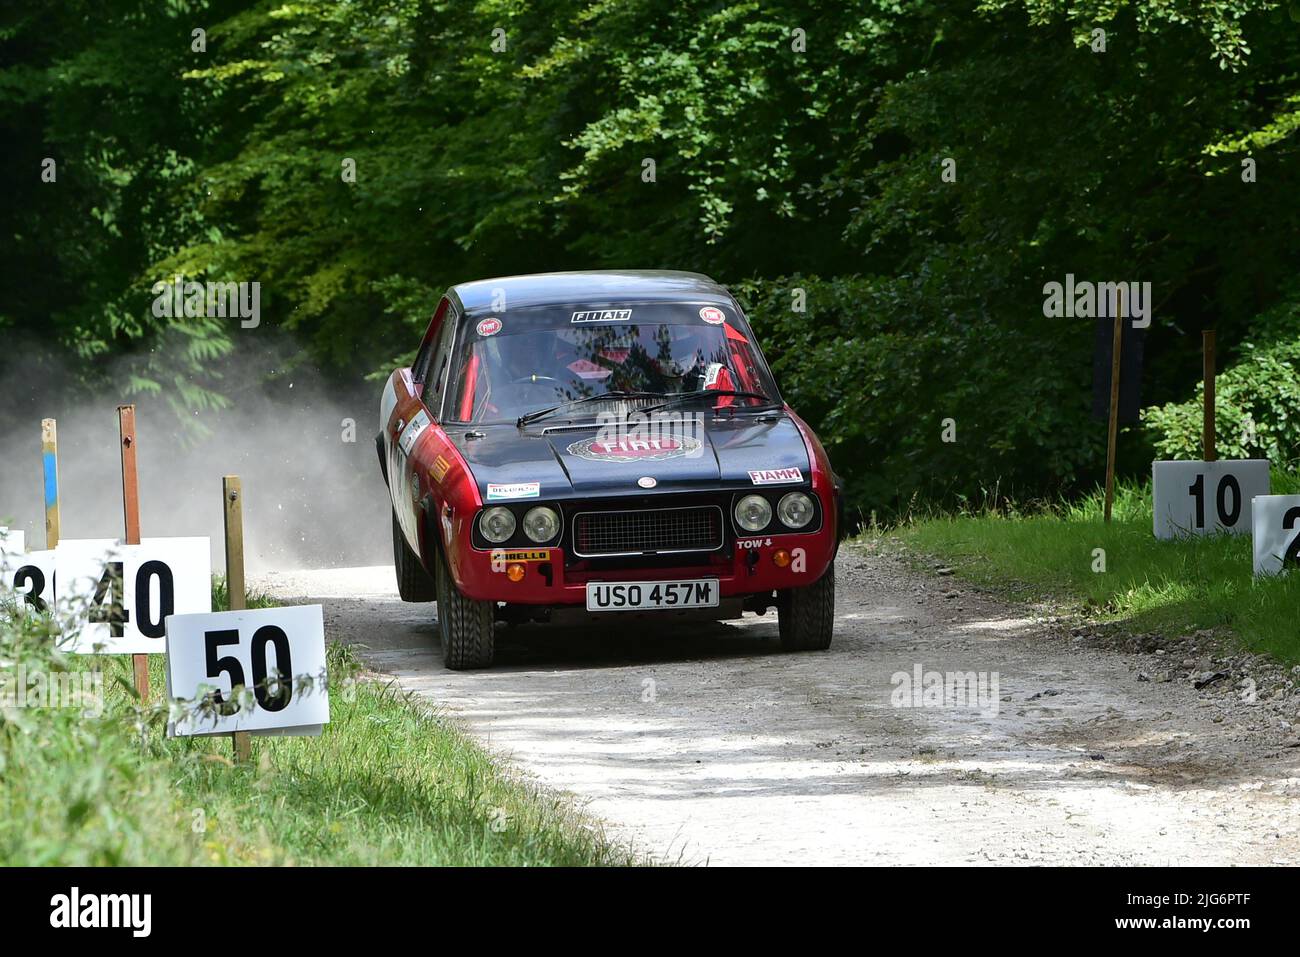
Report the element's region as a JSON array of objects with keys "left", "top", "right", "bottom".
[{"left": 0, "top": 335, "right": 391, "bottom": 575}]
